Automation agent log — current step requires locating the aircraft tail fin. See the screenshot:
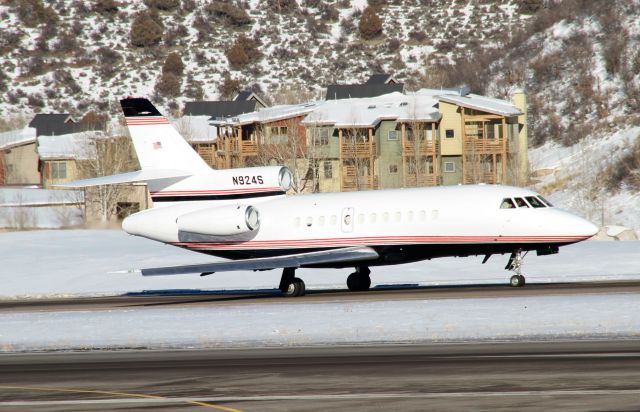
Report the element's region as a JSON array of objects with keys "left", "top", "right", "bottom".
[{"left": 120, "top": 98, "right": 211, "bottom": 174}]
